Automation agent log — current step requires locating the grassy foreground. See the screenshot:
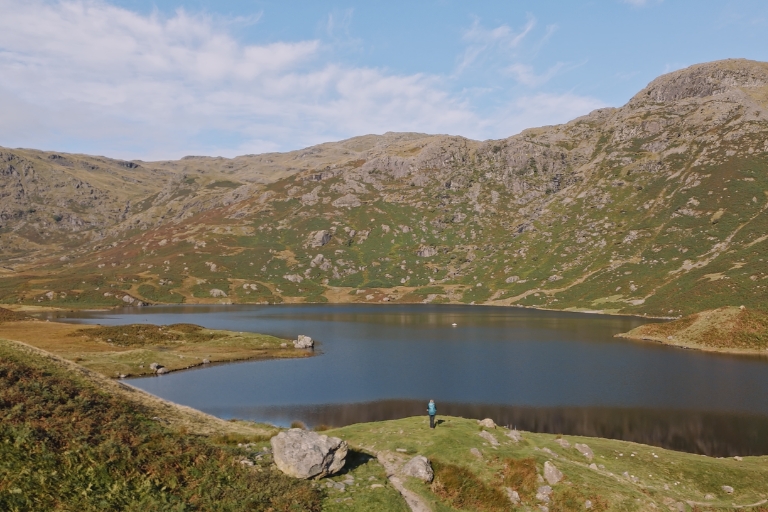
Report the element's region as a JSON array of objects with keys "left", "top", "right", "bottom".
[
  {"left": 330, "top": 416, "right": 768, "bottom": 511},
  {"left": 0, "top": 308, "right": 311, "bottom": 378},
  {"left": 617, "top": 307, "right": 768, "bottom": 355}
]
